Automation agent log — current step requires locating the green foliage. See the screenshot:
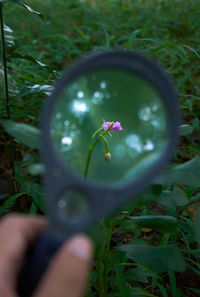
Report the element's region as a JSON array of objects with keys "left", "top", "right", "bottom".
[
  {"left": 118, "top": 244, "right": 186, "bottom": 273},
  {"left": 129, "top": 215, "right": 178, "bottom": 233},
  {"left": 2, "top": 120, "right": 40, "bottom": 149},
  {"left": 3, "top": 24, "right": 15, "bottom": 48},
  {"left": 0, "top": 192, "right": 25, "bottom": 213},
  {"left": 5, "top": 0, "right": 44, "bottom": 19},
  {"left": 0, "top": 0, "right": 200, "bottom": 296},
  {"left": 155, "top": 156, "right": 200, "bottom": 187}
]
